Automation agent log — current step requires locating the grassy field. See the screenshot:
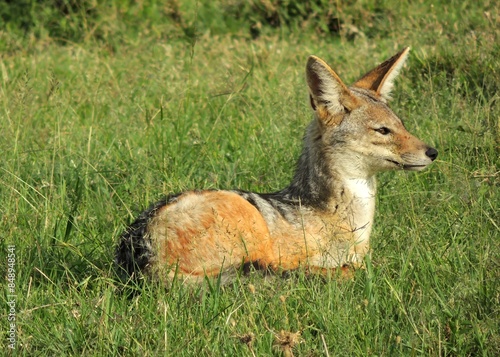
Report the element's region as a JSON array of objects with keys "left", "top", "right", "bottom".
[{"left": 1, "top": 0, "right": 499, "bottom": 355}]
